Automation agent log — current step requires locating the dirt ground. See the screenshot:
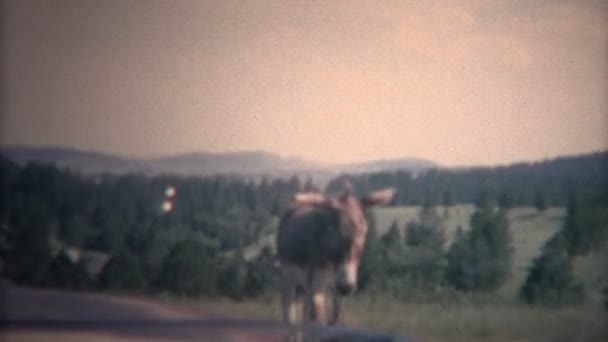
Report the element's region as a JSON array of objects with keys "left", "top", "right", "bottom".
[
  {"left": 0, "top": 285, "right": 289, "bottom": 341},
  {"left": 0, "top": 285, "right": 407, "bottom": 342}
]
